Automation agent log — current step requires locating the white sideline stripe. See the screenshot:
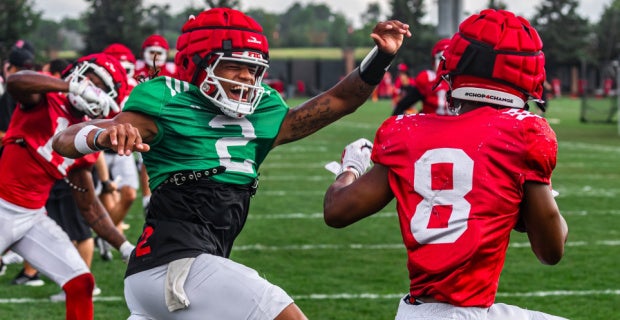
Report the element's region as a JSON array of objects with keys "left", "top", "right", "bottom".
[
  {"left": 292, "top": 289, "right": 620, "bottom": 300},
  {"left": 233, "top": 240, "right": 620, "bottom": 251},
  {"left": 3, "top": 289, "right": 618, "bottom": 304}
]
